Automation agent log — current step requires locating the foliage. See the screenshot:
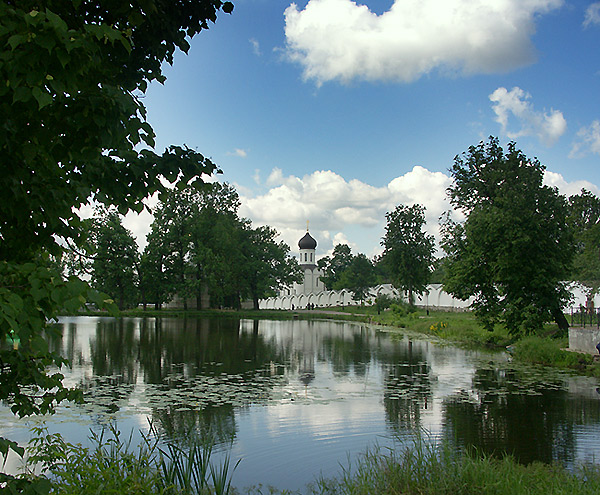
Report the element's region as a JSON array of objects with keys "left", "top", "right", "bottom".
[
  {"left": 143, "top": 184, "right": 300, "bottom": 310},
  {"left": 319, "top": 245, "right": 377, "bottom": 302},
  {"left": 441, "top": 137, "right": 574, "bottom": 335},
  {"left": 90, "top": 210, "right": 140, "bottom": 310},
  {"left": 512, "top": 336, "right": 596, "bottom": 371},
  {"left": 242, "top": 226, "right": 303, "bottom": 309},
  {"left": 318, "top": 244, "right": 353, "bottom": 290},
  {"left": 312, "top": 436, "right": 600, "bottom": 495},
  {"left": 337, "top": 253, "right": 377, "bottom": 303},
  {"left": 22, "top": 425, "right": 238, "bottom": 494},
  {"left": 0, "top": 0, "right": 234, "bottom": 483},
  {"left": 380, "top": 204, "right": 435, "bottom": 306},
  {"left": 567, "top": 189, "right": 600, "bottom": 301},
  {"left": 374, "top": 293, "right": 395, "bottom": 314}
]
